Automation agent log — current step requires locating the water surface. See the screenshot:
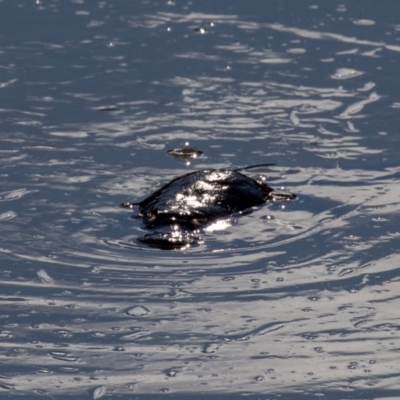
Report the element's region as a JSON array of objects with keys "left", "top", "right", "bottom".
[{"left": 1, "top": 0, "right": 400, "bottom": 399}]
